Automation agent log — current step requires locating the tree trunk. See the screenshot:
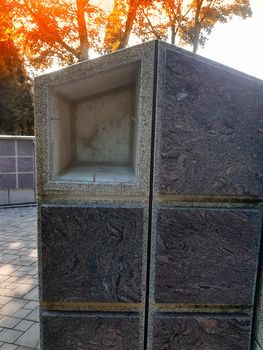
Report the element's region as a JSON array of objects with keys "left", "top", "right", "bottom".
[
  {"left": 192, "top": 0, "right": 203, "bottom": 53},
  {"left": 171, "top": 24, "right": 175, "bottom": 44},
  {"left": 117, "top": 0, "right": 138, "bottom": 50},
  {"left": 103, "top": 0, "right": 121, "bottom": 52},
  {"left": 76, "top": 0, "right": 89, "bottom": 60},
  {"left": 192, "top": 25, "right": 201, "bottom": 53}
]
